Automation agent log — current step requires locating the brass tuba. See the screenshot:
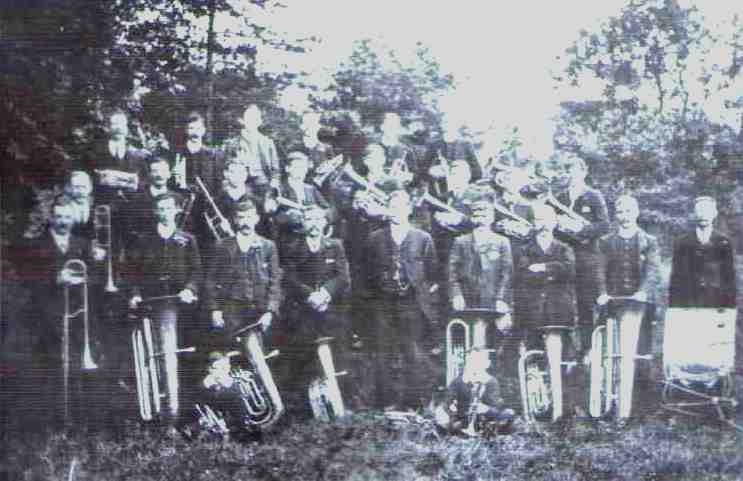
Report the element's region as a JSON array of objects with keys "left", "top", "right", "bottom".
[
  {"left": 231, "top": 321, "right": 285, "bottom": 429},
  {"left": 61, "top": 259, "right": 98, "bottom": 426},
  {"left": 588, "top": 297, "right": 652, "bottom": 419},
  {"left": 308, "top": 337, "right": 348, "bottom": 422},
  {"left": 518, "top": 326, "right": 578, "bottom": 423},
  {"left": 445, "top": 309, "right": 505, "bottom": 386},
  {"left": 131, "top": 300, "right": 196, "bottom": 421}
]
